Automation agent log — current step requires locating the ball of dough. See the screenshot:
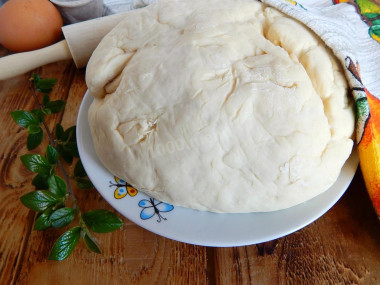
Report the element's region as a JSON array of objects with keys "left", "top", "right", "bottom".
[{"left": 86, "top": 0, "right": 354, "bottom": 212}]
